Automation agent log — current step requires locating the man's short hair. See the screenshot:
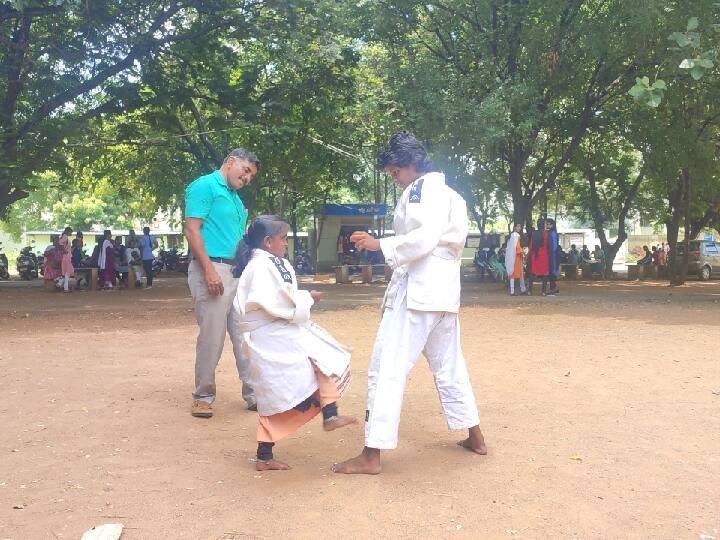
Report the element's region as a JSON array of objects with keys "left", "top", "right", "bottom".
[
  {"left": 377, "top": 131, "right": 434, "bottom": 173},
  {"left": 225, "top": 148, "right": 261, "bottom": 171}
]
